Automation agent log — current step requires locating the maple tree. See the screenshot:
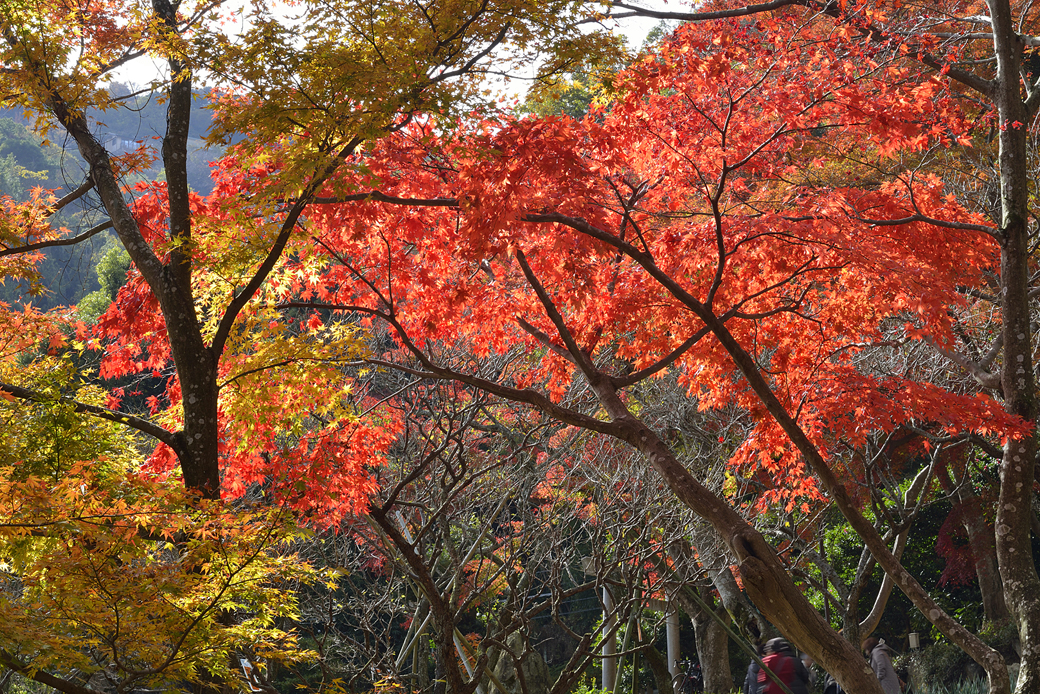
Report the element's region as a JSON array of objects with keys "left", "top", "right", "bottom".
[
  {"left": 599, "top": 4, "right": 1040, "bottom": 693},
  {"left": 1, "top": 0, "right": 614, "bottom": 503},
  {"left": 245, "top": 10, "right": 1037, "bottom": 693},
  {"left": 0, "top": 0, "right": 622, "bottom": 690},
  {"left": 0, "top": 358, "right": 314, "bottom": 692}
]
